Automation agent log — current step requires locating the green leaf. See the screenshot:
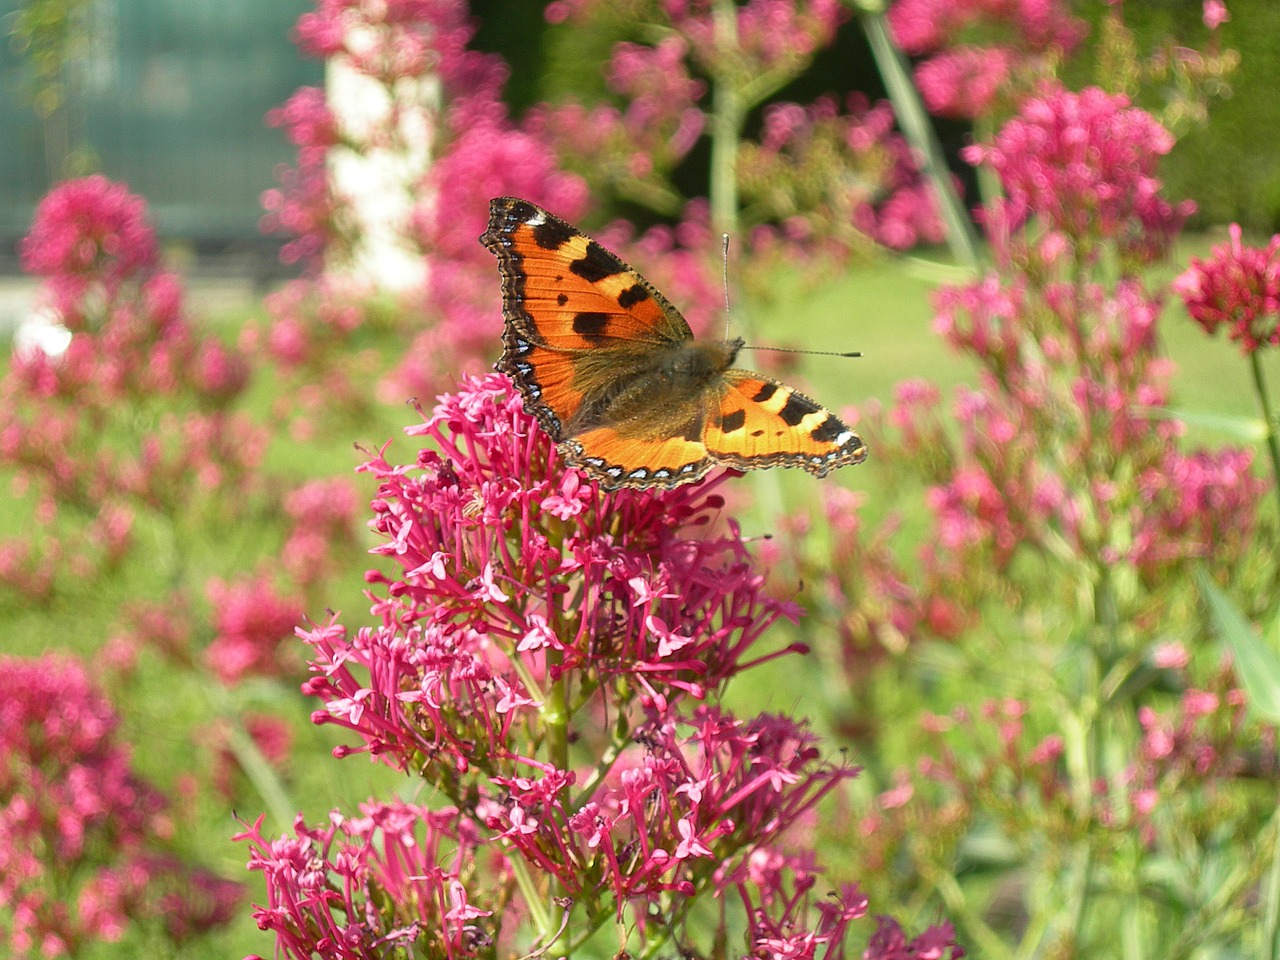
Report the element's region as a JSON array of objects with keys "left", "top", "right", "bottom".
[
  {"left": 858, "top": 8, "right": 982, "bottom": 272},
  {"left": 1196, "top": 568, "right": 1280, "bottom": 723},
  {"left": 1135, "top": 406, "right": 1269, "bottom": 442}
]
